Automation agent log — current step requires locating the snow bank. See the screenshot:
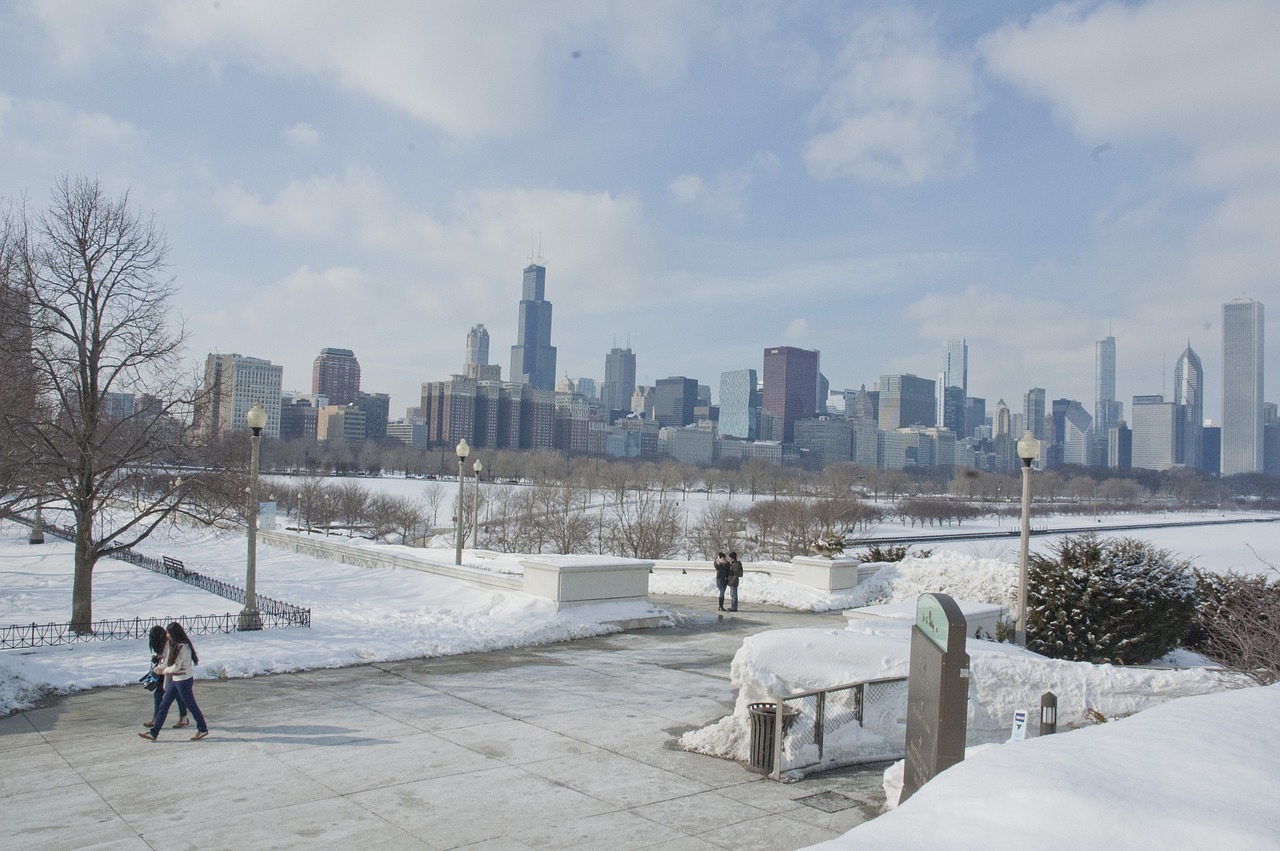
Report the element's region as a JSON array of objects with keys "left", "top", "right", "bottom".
[{"left": 807, "top": 684, "right": 1280, "bottom": 851}]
